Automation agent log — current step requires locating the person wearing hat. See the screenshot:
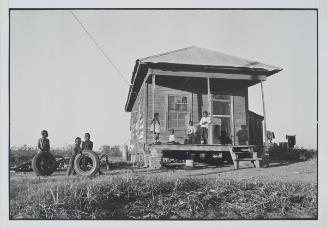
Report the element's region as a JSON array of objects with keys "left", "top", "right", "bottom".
[{"left": 37, "top": 130, "right": 50, "bottom": 153}]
